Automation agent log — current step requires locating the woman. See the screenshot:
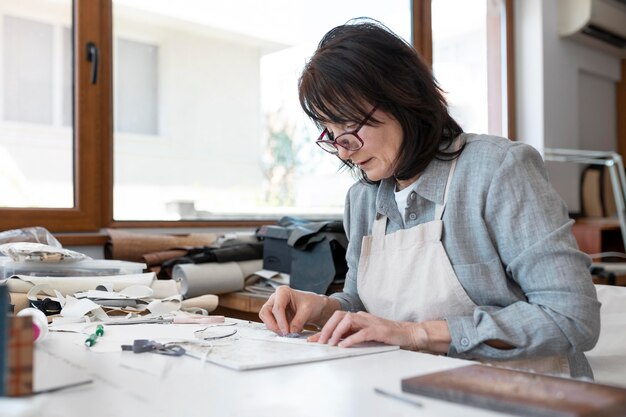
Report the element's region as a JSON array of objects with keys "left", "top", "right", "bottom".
[{"left": 259, "top": 19, "right": 600, "bottom": 378}]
